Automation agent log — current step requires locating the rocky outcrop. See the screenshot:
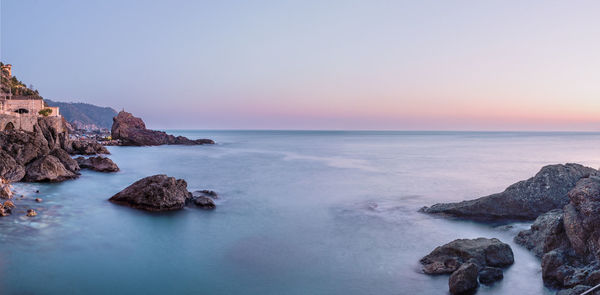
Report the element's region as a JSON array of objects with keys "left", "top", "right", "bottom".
[
  {"left": 188, "top": 190, "right": 218, "bottom": 209},
  {"left": 75, "top": 156, "right": 119, "bottom": 172},
  {"left": 69, "top": 140, "right": 110, "bottom": 155},
  {"left": 109, "top": 175, "right": 191, "bottom": 211},
  {"left": 516, "top": 176, "right": 600, "bottom": 291},
  {"left": 23, "top": 155, "right": 79, "bottom": 182},
  {"left": 449, "top": 262, "right": 479, "bottom": 294},
  {"left": 421, "top": 164, "right": 598, "bottom": 221},
  {"left": 420, "top": 238, "right": 514, "bottom": 294},
  {"left": 0, "top": 150, "right": 26, "bottom": 182},
  {"left": 0, "top": 116, "right": 91, "bottom": 182},
  {"left": 111, "top": 111, "right": 214, "bottom": 146}
]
